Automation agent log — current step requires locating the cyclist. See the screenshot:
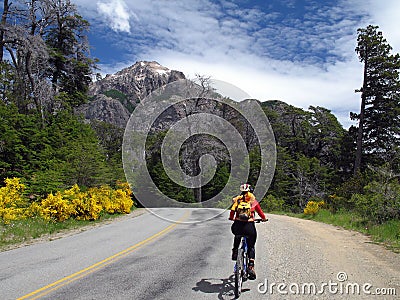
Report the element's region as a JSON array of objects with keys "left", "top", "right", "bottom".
[{"left": 229, "top": 183, "right": 267, "bottom": 280}]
